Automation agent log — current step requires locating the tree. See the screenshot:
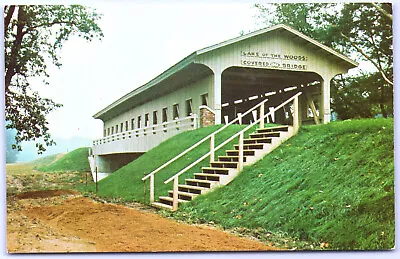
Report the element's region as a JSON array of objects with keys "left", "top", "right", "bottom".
[
  {"left": 331, "top": 72, "right": 393, "bottom": 120},
  {"left": 4, "top": 5, "right": 104, "bottom": 154},
  {"left": 254, "top": 3, "right": 345, "bottom": 50},
  {"left": 337, "top": 3, "right": 393, "bottom": 86},
  {"left": 254, "top": 2, "right": 393, "bottom": 118}
]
